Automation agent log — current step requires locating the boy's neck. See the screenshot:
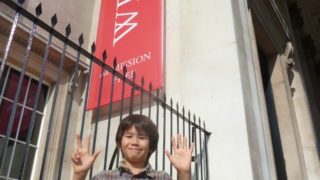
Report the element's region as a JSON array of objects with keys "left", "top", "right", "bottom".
[{"left": 124, "top": 160, "right": 146, "bottom": 175}]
